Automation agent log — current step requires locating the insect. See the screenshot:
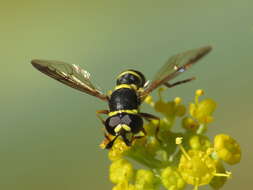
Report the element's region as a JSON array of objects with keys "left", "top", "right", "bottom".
[{"left": 31, "top": 46, "right": 212, "bottom": 149}]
